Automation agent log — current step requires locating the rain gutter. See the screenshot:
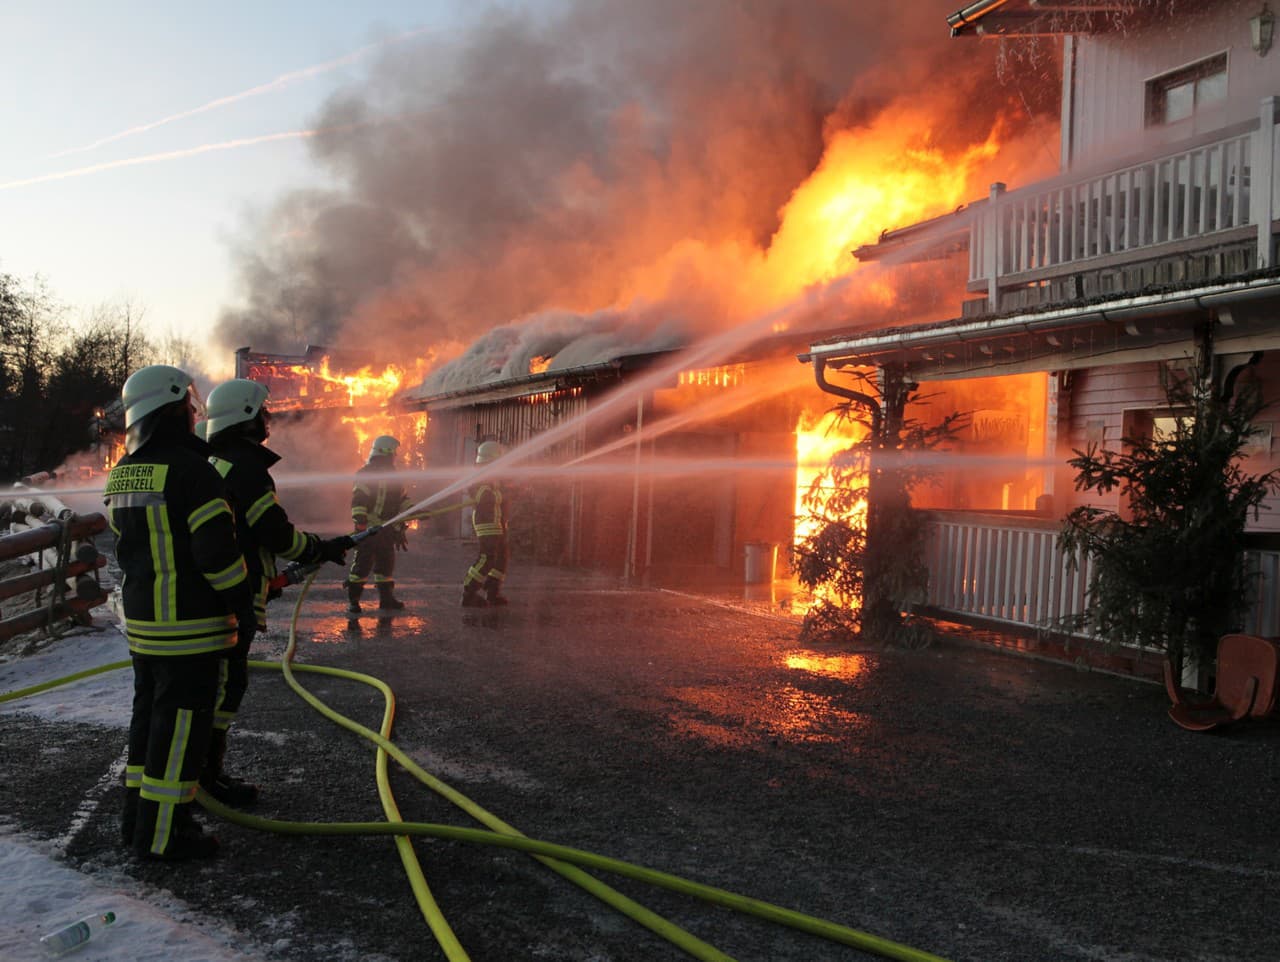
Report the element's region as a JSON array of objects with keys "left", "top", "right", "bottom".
[
  {"left": 947, "top": 0, "right": 1014, "bottom": 35},
  {"left": 799, "top": 276, "right": 1280, "bottom": 366}
]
